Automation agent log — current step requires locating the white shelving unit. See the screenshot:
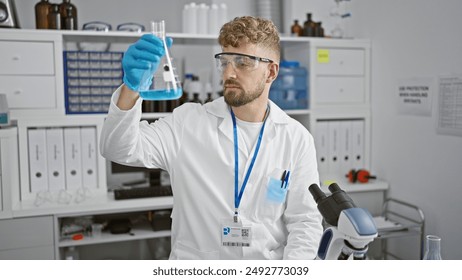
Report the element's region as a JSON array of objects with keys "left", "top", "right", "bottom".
[{"left": 0, "top": 28, "right": 384, "bottom": 260}]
